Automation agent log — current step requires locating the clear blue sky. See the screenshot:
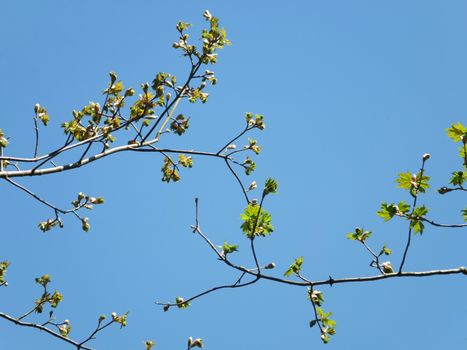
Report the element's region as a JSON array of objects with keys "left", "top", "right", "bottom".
[{"left": 1, "top": 1, "right": 466, "bottom": 349}]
